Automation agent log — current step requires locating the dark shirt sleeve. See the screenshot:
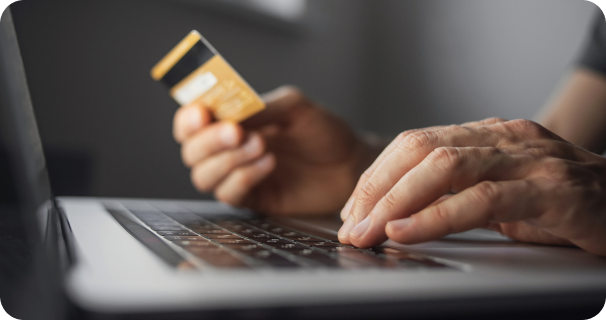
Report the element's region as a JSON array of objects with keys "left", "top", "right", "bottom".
[{"left": 579, "top": 11, "right": 606, "bottom": 76}]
